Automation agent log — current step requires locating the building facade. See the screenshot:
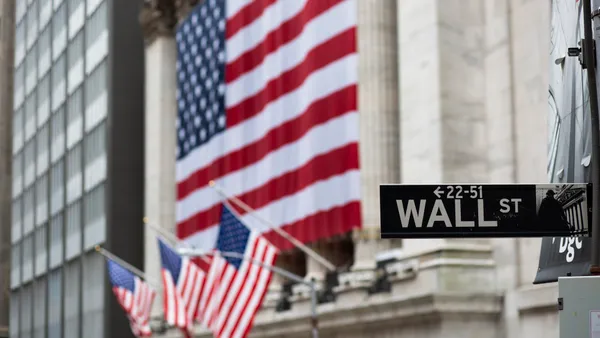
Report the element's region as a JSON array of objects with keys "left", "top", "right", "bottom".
[{"left": 8, "top": 0, "right": 145, "bottom": 337}]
